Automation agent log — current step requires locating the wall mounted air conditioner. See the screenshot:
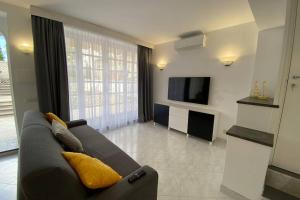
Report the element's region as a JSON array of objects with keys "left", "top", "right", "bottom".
[{"left": 175, "top": 34, "right": 206, "bottom": 50}]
